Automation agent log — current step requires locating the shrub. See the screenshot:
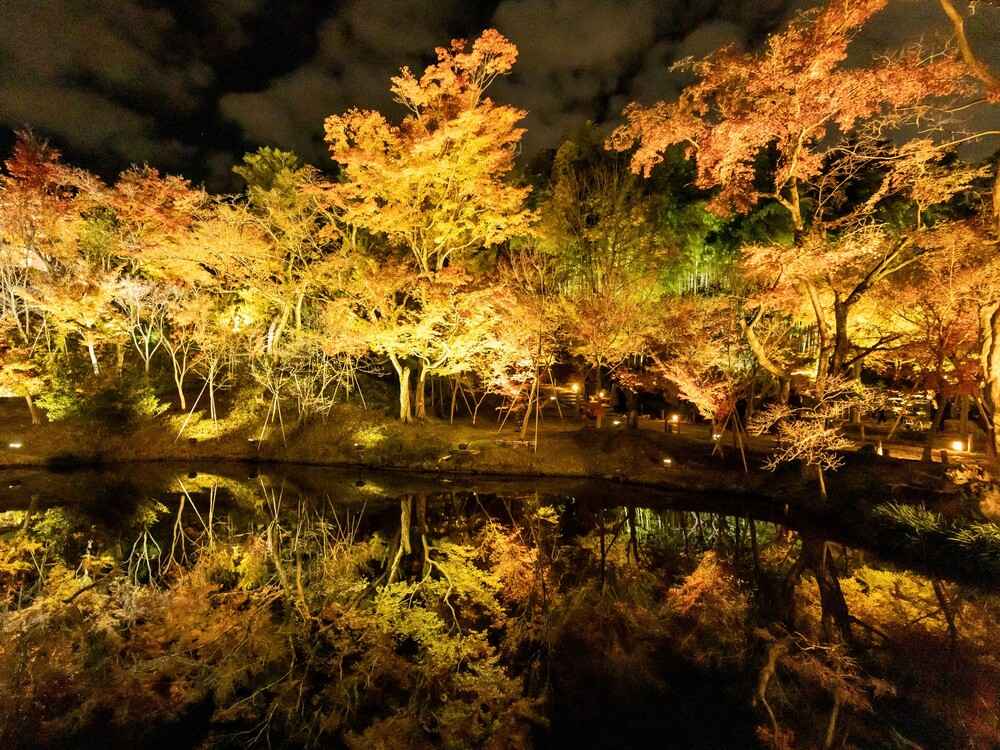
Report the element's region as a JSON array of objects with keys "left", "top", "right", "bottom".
[{"left": 39, "top": 372, "right": 168, "bottom": 429}]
